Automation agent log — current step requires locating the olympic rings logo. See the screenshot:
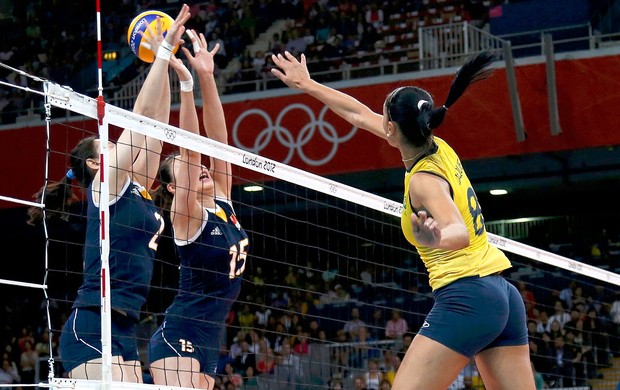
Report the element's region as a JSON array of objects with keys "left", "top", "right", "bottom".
[
  {"left": 232, "top": 104, "right": 357, "bottom": 166},
  {"left": 165, "top": 128, "right": 176, "bottom": 141}
]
